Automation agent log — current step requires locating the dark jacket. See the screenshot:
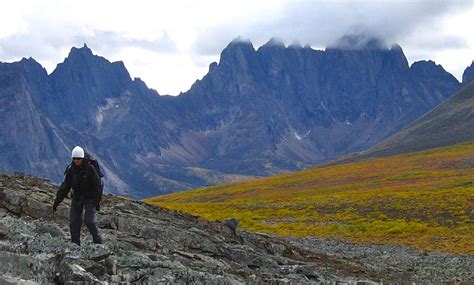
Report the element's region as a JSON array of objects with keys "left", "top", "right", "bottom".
[{"left": 54, "top": 159, "right": 102, "bottom": 206}]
